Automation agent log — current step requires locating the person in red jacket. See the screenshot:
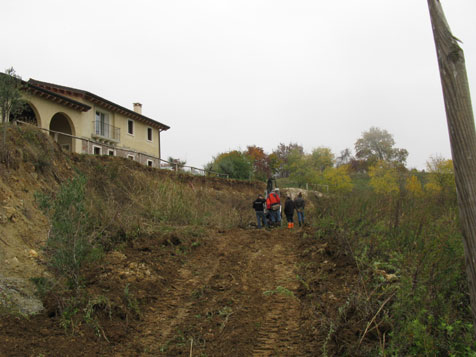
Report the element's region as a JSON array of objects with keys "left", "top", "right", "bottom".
[{"left": 266, "top": 189, "right": 281, "bottom": 226}]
